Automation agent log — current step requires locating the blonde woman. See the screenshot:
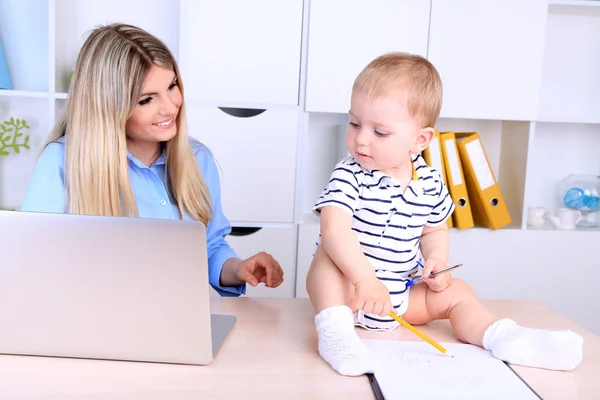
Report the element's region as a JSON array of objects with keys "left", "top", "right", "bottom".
[{"left": 21, "top": 23, "right": 284, "bottom": 296}]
